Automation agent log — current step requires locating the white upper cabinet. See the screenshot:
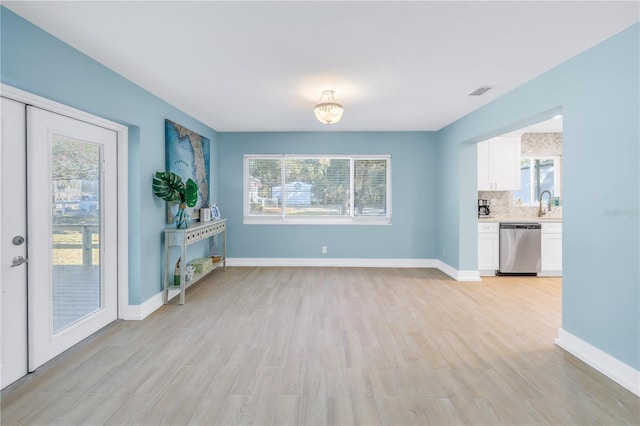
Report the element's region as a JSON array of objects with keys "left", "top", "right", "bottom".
[{"left": 477, "top": 136, "right": 521, "bottom": 191}]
